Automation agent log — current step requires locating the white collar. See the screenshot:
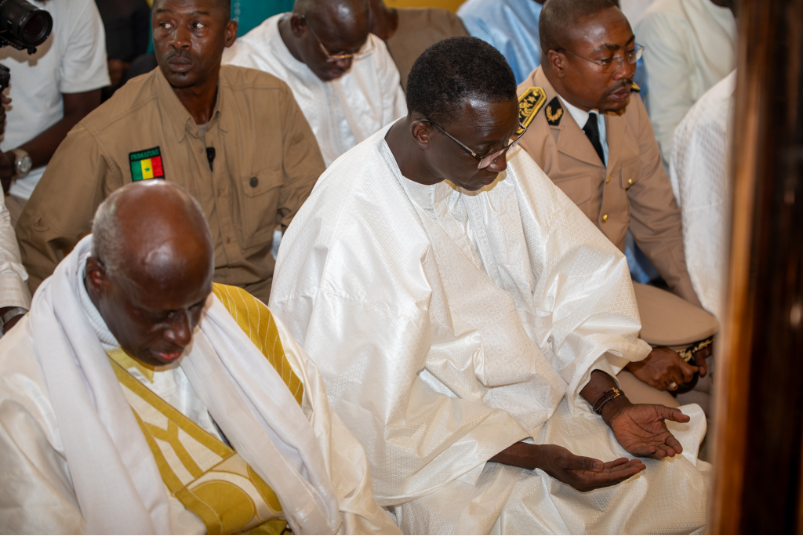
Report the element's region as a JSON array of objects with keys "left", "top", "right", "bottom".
[
  {"left": 77, "top": 253, "right": 120, "bottom": 350},
  {"left": 559, "top": 96, "right": 599, "bottom": 129}
]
